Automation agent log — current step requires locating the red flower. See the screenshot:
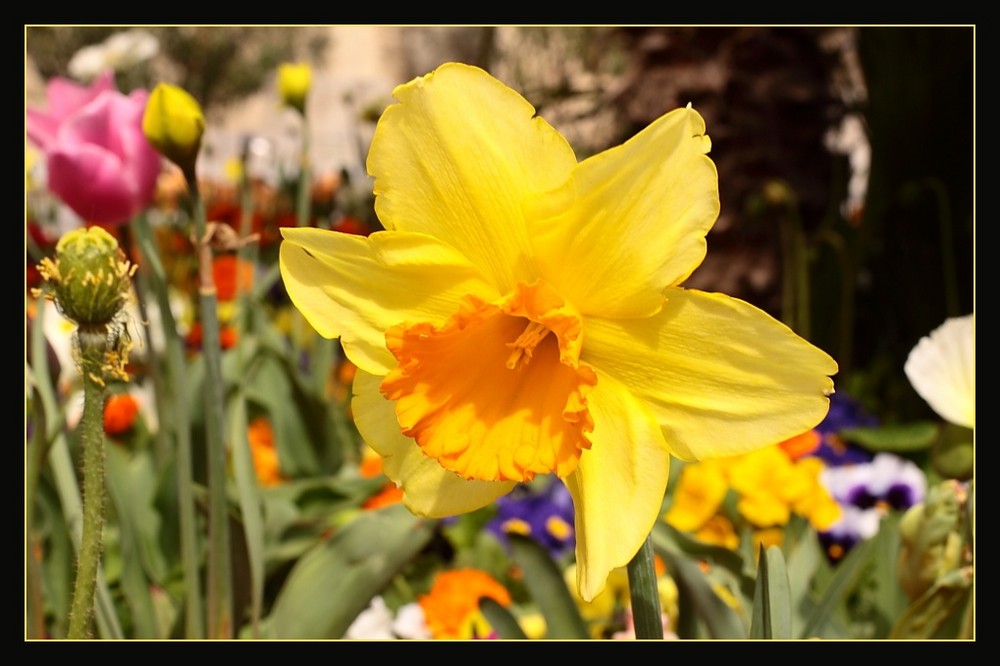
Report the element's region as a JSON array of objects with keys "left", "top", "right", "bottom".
[
  {"left": 104, "top": 393, "right": 140, "bottom": 436},
  {"left": 212, "top": 254, "right": 254, "bottom": 301}
]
